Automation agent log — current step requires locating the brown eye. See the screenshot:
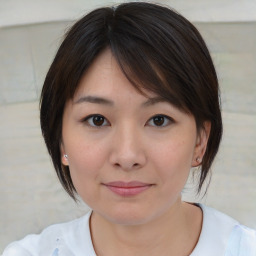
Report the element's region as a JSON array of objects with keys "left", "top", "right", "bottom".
[
  {"left": 83, "top": 114, "right": 109, "bottom": 127},
  {"left": 92, "top": 115, "right": 105, "bottom": 126},
  {"left": 153, "top": 116, "right": 165, "bottom": 126},
  {"left": 147, "top": 115, "right": 173, "bottom": 127}
]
